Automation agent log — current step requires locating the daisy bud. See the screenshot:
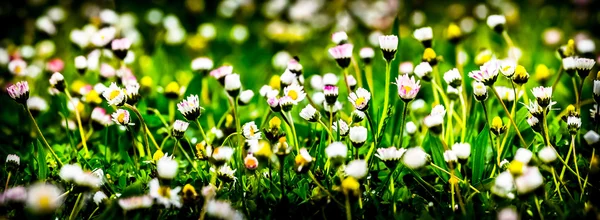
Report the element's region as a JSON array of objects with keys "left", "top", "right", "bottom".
[
  {"left": 324, "top": 85, "right": 339, "bottom": 105},
  {"left": 172, "top": 120, "right": 189, "bottom": 139},
  {"left": 346, "top": 75, "right": 357, "bottom": 91},
  {"left": 326, "top": 142, "right": 347, "bottom": 167},
  {"left": 209, "top": 146, "right": 234, "bottom": 166},
  {"left": 500, "top": 60, "right": 516, "bottom": 78},
  {"left": 469, "top": 59, "right": 500, "bottom": 86},
  {"left": 491, "top": 171, "right": 515, "bottom": 199},
  {"left": 375, "top": 147, "right": 406, "bottom": 169},
  {"left": 584, "top": 130, "right": 600, "bottom": 145},
  {"left": 344, "top": 160, "right": 368, "bottom": 179},
  {"left": 6, "top": 154, "right": 20, "bottom": 172},
  {"left": 91, "top": 27, "right": 116, "bottom": 47},
  {"left": 118, "top": 195, "right": 153, "bottom": 211},
  {"left": 244, "top": 154, "right": 259, "bottom": 170},
  {"left": 273, "top": 136, "right": 291, "bottom": 156},
  {"left": 177, "top": 94, "right": 202, "bottom": 121},
  {"left": 49, "top": 72, "right": 65, "bottom": 92},
  {"left": 351, "top": 109, "right": 366, "bottom": 123},
  {"left": 527, "top": 116, "right": 541, "bottom": 133},
  {"left": 7, "top": 81, "right": 30, "bottom": 105},
  {"left": 210, "top": 65, "right": 233, "bottom": 85},
  {"left": 567, "top": 116, "right": 581, "bottom": 135},
  {"left": 515, "top": 167, "right": 543, "bottom": 195},
  {"left": 238, "top": 90, "right": 254, "bottom": 106},
  {"left": 278, "top": 96, "right": 294, "bottom": 112},
  {"left": 112, "top": 109, "right": 132, "bottom": 126},
  {"left": 349, "top": 126, "right": 368, "bottom": 148},
  {"left": 267, "top": 96, "right": 281, "bottom": 112},
  {"left": 162, "top": 81, "right": 180, "bottom": 100},
  {"left": 300, "top": 104, "right": 320, "bottom": 122},
  {"left": 379, "top": 35, "right": 398, "bottom": 62},
  {"left": 422, "top": 48, "right": 438, "bottom": 66},
  {"left": 593, "top": 80, "right": 600, "bottom": 103},
  {"left": 451, "top": 143, "right": 471, "bottom": 161},
  {"left": 359, "top": 47, "right": 375, "bottom": 65},
  {"left": 474, "top": 49, "right": 493, "bottom": 66},
  {"left": 324, "top": 101, "right": 342, "bottom": 115},
  {"left": 125, "top": 83, "right": 140, "bottom": 105},
  {"left": 576, "top": 39, "right": 596, "bottom": 56},
  {"left": 395, "top": 74, "right": 421, "bottom": 102},
  {"left": 413, "top": 27, "right": 433, "bottom": 48},
  {"left": 531, "top": 86, "right": 552, "bottom": 108},
  {"left": 74, "top": 55, "right": 87, "bottom": 74},
  {"left": 287, "top": 57, "right": 303, "bottom": 76},
  {"left": 491, "top": 116, "right": 506, "bottom": 136},
  {"left": 93, "top": 191, "right": 108, "bottom": 206},
  {"left": 443, "top": 150, "right": 458, "bottom": 164},
  {"left": 323, "top": 73, "right": 339, "bottom": 86},
  {"left": 486, "top": 15, "right": 506, "bottom": 33},
  {"left": 182, "top": 184, "right": 198, "bottom": 204},
  {"left": 514, "top": 148, "right": 533, "bottom": 164},
  {"left": 191, "top": 57, "right": 213, "bottom": 75},
  {"left": 91, "top": 107, "right": 112, "bottom": 130},
  {"left": 534, "top": 64, "right": 551, "bottom": 84},
  {"left": 405, "top": 121, "right": 417, "bottom": 135},
  {"left": 215, "top": 165, "right": 237, "bottom": 183},
  {"left": 348, "top": 87, "right": 371, "bottom": 111},
  {"left": 332, "top": 31, "right": 349, "bottom": 45},
  {"left": 447, "top": 86, "right": 460, "bottom": 101},
  {"left": 280, "top": 69, "right": 296, "bottom": 87},
  {"left": 401, "top": 147, "right": 429, "bottom": 169},
  {"left": 424, "top": 112, "right": 445, "bottom": 135},
  {"left": 294, "top": 148, "right": 313, "bottom": 173},
  {"left": 446, "top": 23, "right": 462, "bottom": 44},
  {"left": 537, "top": 146, "right": 557, "bottom": 163},
  {"left": 26, "top": 183, "right": 64, "bottom": 214},
  {"left": 341, "top": 177, "right": 360, "bottom": 197},
  {"left": 242, "top": 121, "right": 261, "bottom": 140},
  {"left": 111, "top": 38, "right": 131, "bottom": 60},
  {"left": 224, "top": 73, "right": 241, "bottom": 97},
  {"left": 562, "top": 57, "right": 577, "bottom": 76},
  {"left": 328, "top": 44, "right": 353, "bottom": 69},
  {"left": 443, "top": 68, "right": 462, "bottom": 88},
  {"left": 332, "top": 119, "right": 349, "bottom": 136},
  {"left": 414, "top": 62, "right": 433, "bottom": 81},
  {"left": 575, "top": 58, "right": 595, "bottom": 79}
]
